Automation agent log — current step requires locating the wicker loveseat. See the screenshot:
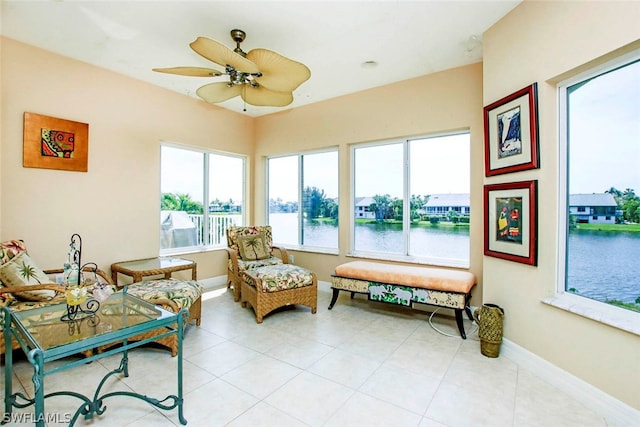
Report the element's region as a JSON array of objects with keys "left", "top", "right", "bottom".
[
  {"left": 225, "top": 226, "right": 289, "bottom": 301},
  {"left": 1, "top": 240, "right": 202, "bottom": 358},
  {"left": 0, "top": 239, "right": 115, "bottom": 357}
]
